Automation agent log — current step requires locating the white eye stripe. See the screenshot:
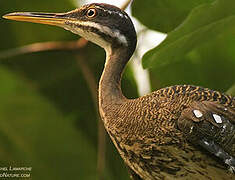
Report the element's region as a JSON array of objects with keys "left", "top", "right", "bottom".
[
  {"left": 124, "top": 15, "right": 129, "bottom": 19},
  {"left": 119, "top": 13, "right": 124, "bottom": 18},
  {"left": 87, "top": 22, "right": 128, "bottom": 45},
  {"left": 66, "top": 20, "right": 128, "bottom": 46}
]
